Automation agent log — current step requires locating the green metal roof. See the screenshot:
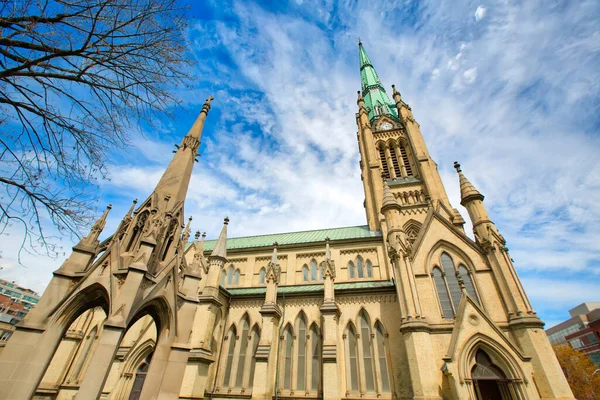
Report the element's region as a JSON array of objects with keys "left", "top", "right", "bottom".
[
  {"left": 226, "top": 280, "right": 395, "bottom": 297},
  {"left": 359, "top": 42, "right": 398, "bottom": 121},
  {"left": 193, "top": 225, "right": 382, "bottom": 252}
]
